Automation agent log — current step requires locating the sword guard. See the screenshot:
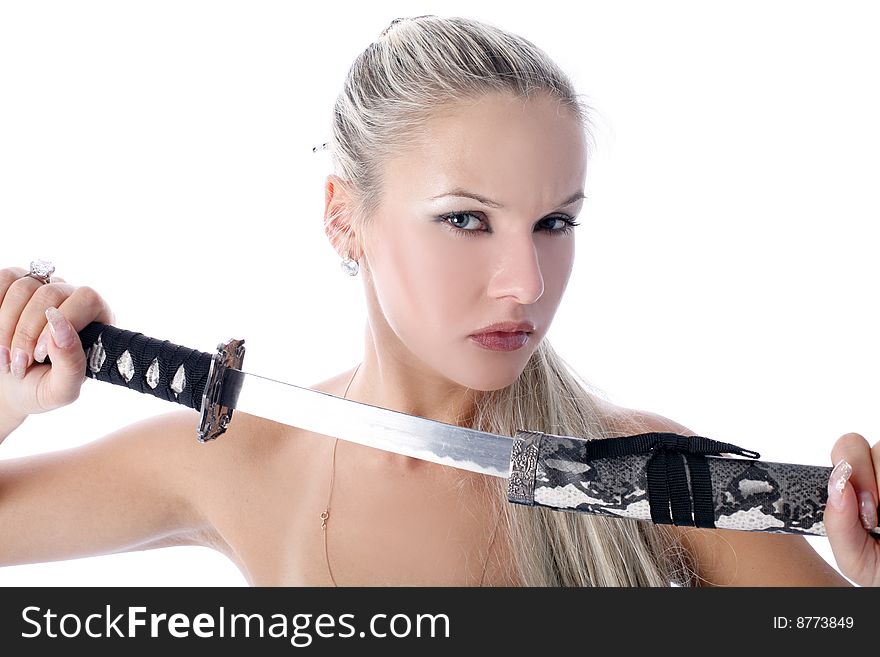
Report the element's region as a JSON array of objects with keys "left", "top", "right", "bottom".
[{"left": 197, "top": 337, "right": 246, "bottom": 442}]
